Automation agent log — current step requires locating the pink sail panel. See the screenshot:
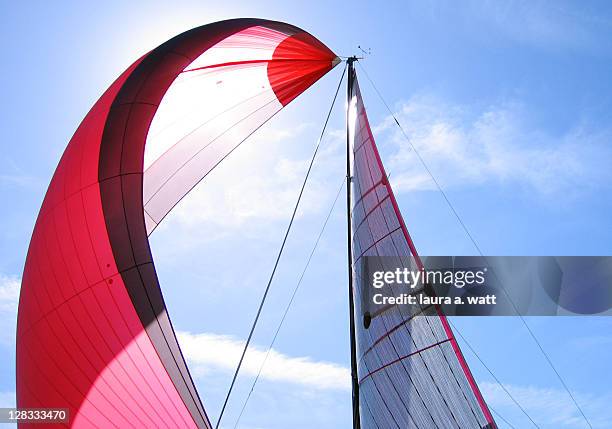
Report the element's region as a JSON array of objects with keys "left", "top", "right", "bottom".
[
  {"left": 17, "top": 19, "right": 337, "bottom": 428},
  {"left": 143, "top": 25, "right": 338, "bottom": 233},
  {"left": 349, "top": 69, "right": 497, "bottom": 429}
]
